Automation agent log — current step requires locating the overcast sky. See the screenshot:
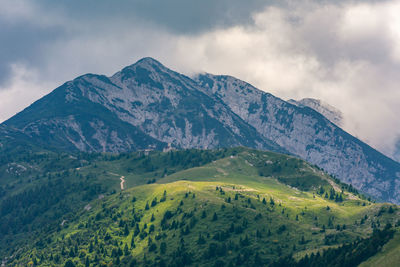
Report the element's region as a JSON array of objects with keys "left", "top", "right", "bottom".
[{"left": 1, "top": 0, "right": 400, "bottom": 158}]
